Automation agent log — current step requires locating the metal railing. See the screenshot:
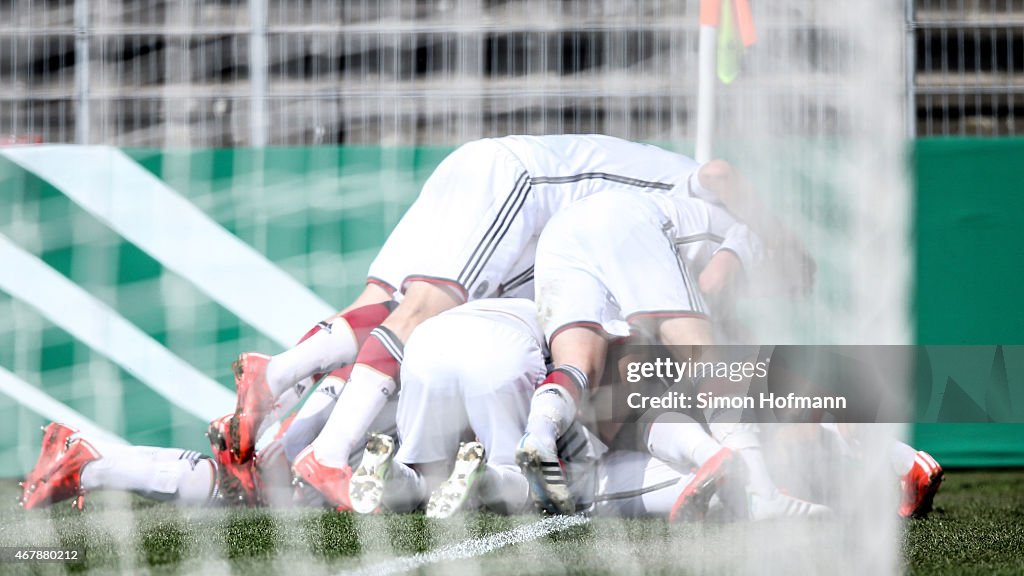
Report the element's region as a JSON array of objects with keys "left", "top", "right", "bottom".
[
  {"left": 1, "top": 1, "right": 1018, "bottom": 145},
  {"left": 910, "top": 0, "right": 1024, "bottom": 135}
]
